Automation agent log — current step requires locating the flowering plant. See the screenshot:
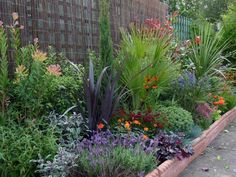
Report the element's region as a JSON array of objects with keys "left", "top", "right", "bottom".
[{"left": 110, "top": 108, "right": 168, "bottom": 138}]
